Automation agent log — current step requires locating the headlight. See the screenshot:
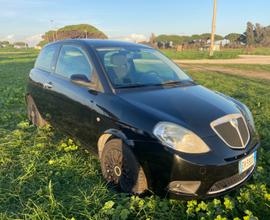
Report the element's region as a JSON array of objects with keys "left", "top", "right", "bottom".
[
  {"left": 153, "top": 122, "right": 210, "bottom": 154},
  {"left": 241, "top": 104, "right": 255, "bottom": 129}
]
